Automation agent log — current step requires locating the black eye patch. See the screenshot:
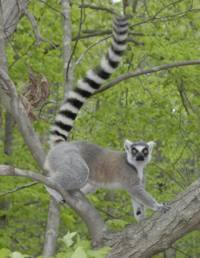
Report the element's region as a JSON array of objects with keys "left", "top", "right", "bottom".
[
  {"left": 142, "top": 148, "right": 149, "bottom": 156},
  {"left": 131, "top": 147, "right": 138, "bottom": 155}
]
